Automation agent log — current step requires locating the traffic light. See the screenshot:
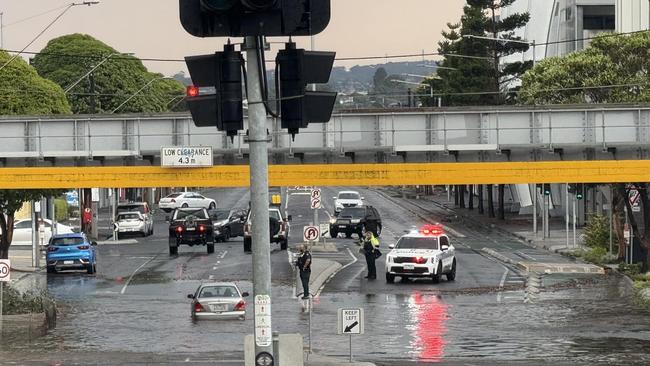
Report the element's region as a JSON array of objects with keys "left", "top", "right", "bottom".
[
  {"left": 576, "top": 183, "right": 584, "bottom": 200},
  {"left": 185, "top": 43, "right": 243, "bottom": 139},
  {"left": 276, "top": 42, "right": 337, "bottom": 139},
  {"left": 179, "top": 0, "right": 332, "bottom": 37},
  {"left": 543, "top": 183, "right": 551, "bottom": 196}
]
